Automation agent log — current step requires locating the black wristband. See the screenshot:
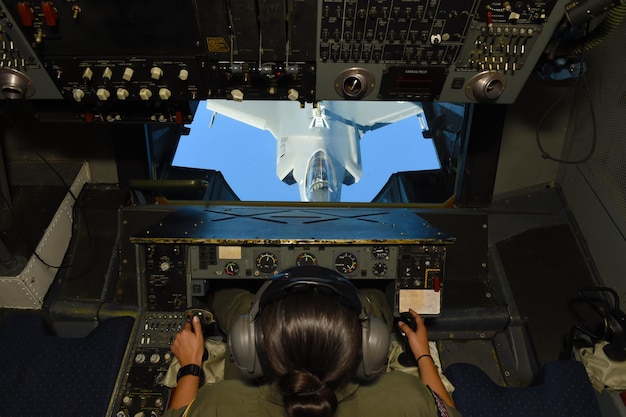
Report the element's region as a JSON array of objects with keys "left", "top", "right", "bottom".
[
  {"left": 416, "top": 354, "right": 433, "bottom": 364},
  {"left": 177, "top": 363, "right": 203, "bottom": 382}
]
